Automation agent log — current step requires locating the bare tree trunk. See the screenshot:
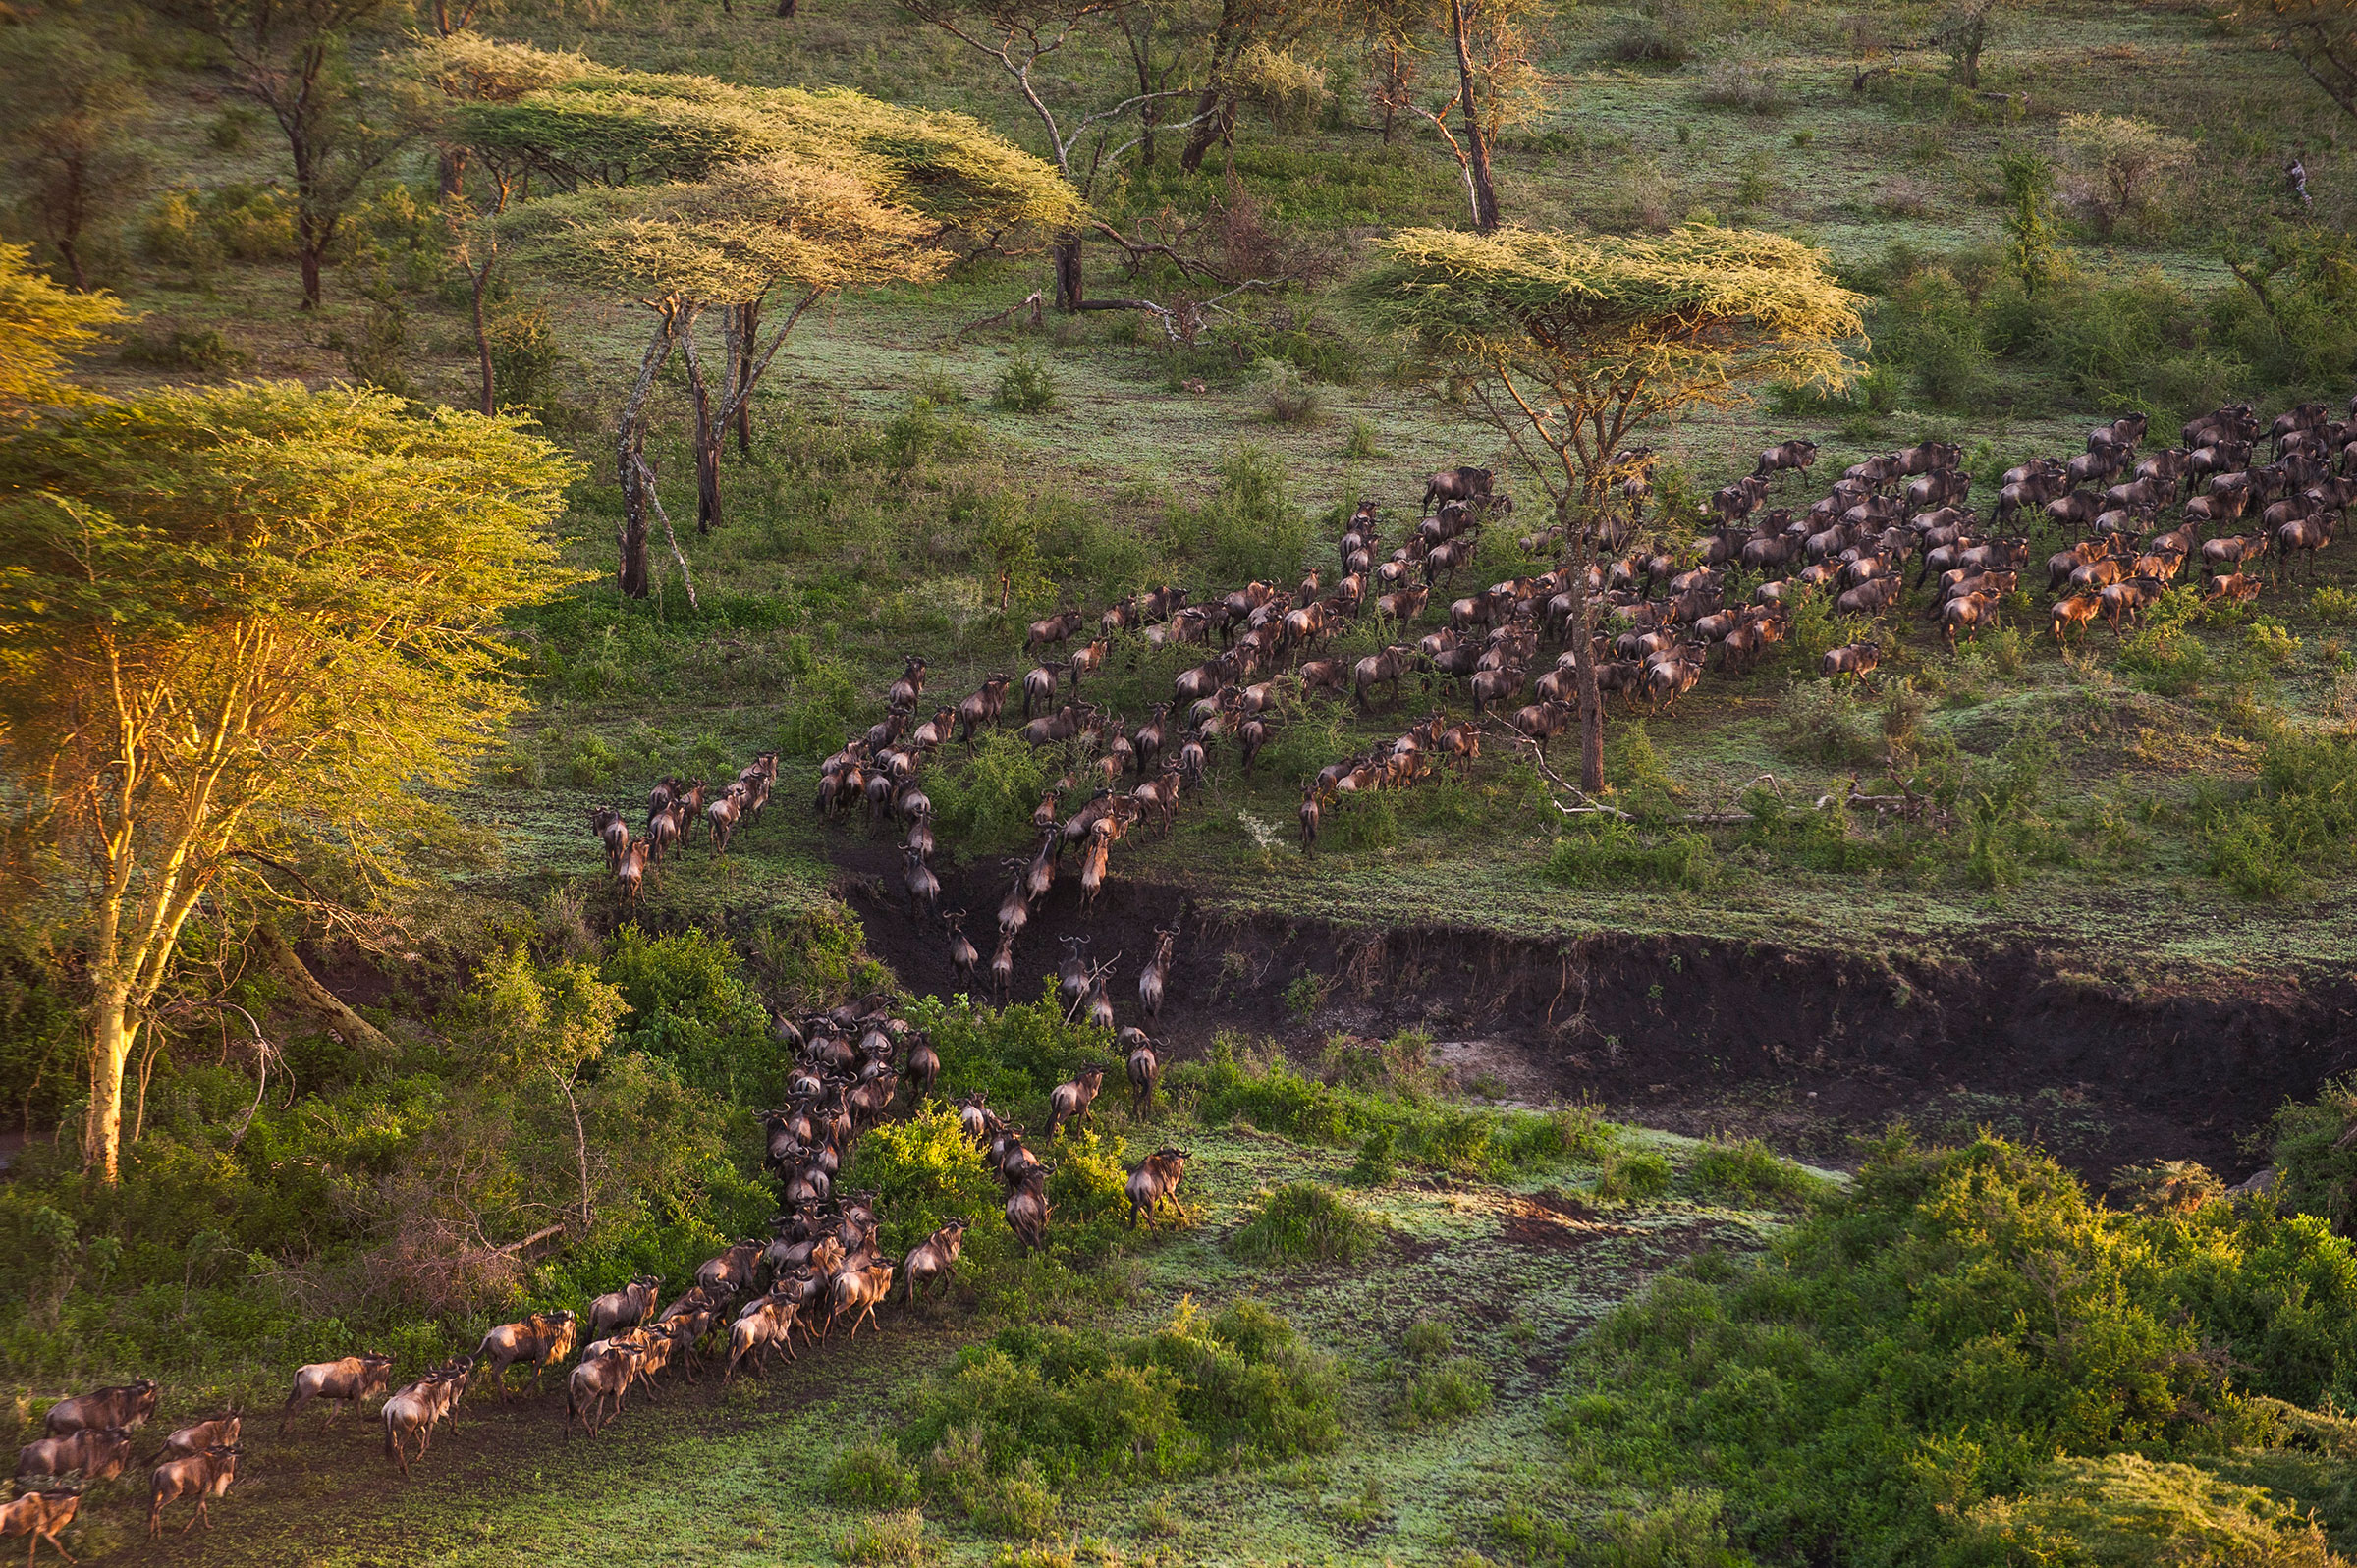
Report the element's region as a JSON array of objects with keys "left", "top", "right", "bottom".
[
  {"left": 616, "top": 312, "right": 678, "bottom": 600},
  {"left": 1449, "top": 0, "right": 1501, "bottom": 233},
  {"left": 732, "top": 301, "right": 758, "bottom": 458},
  {"left": 1055, "top": 233, "right": 1086, "bottom": 310},
  {"left": 553, "top": 1068, "right": 592, "bottom": 1234},
  {"left": 1180, "top": 0, "right": 1248, "bottom": 173},
  {"left": 469, "top": 256, "right": 496, "bottom": 416},
  {"left": 682, "top": 331, "right": 721, "bottom": 535}
]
